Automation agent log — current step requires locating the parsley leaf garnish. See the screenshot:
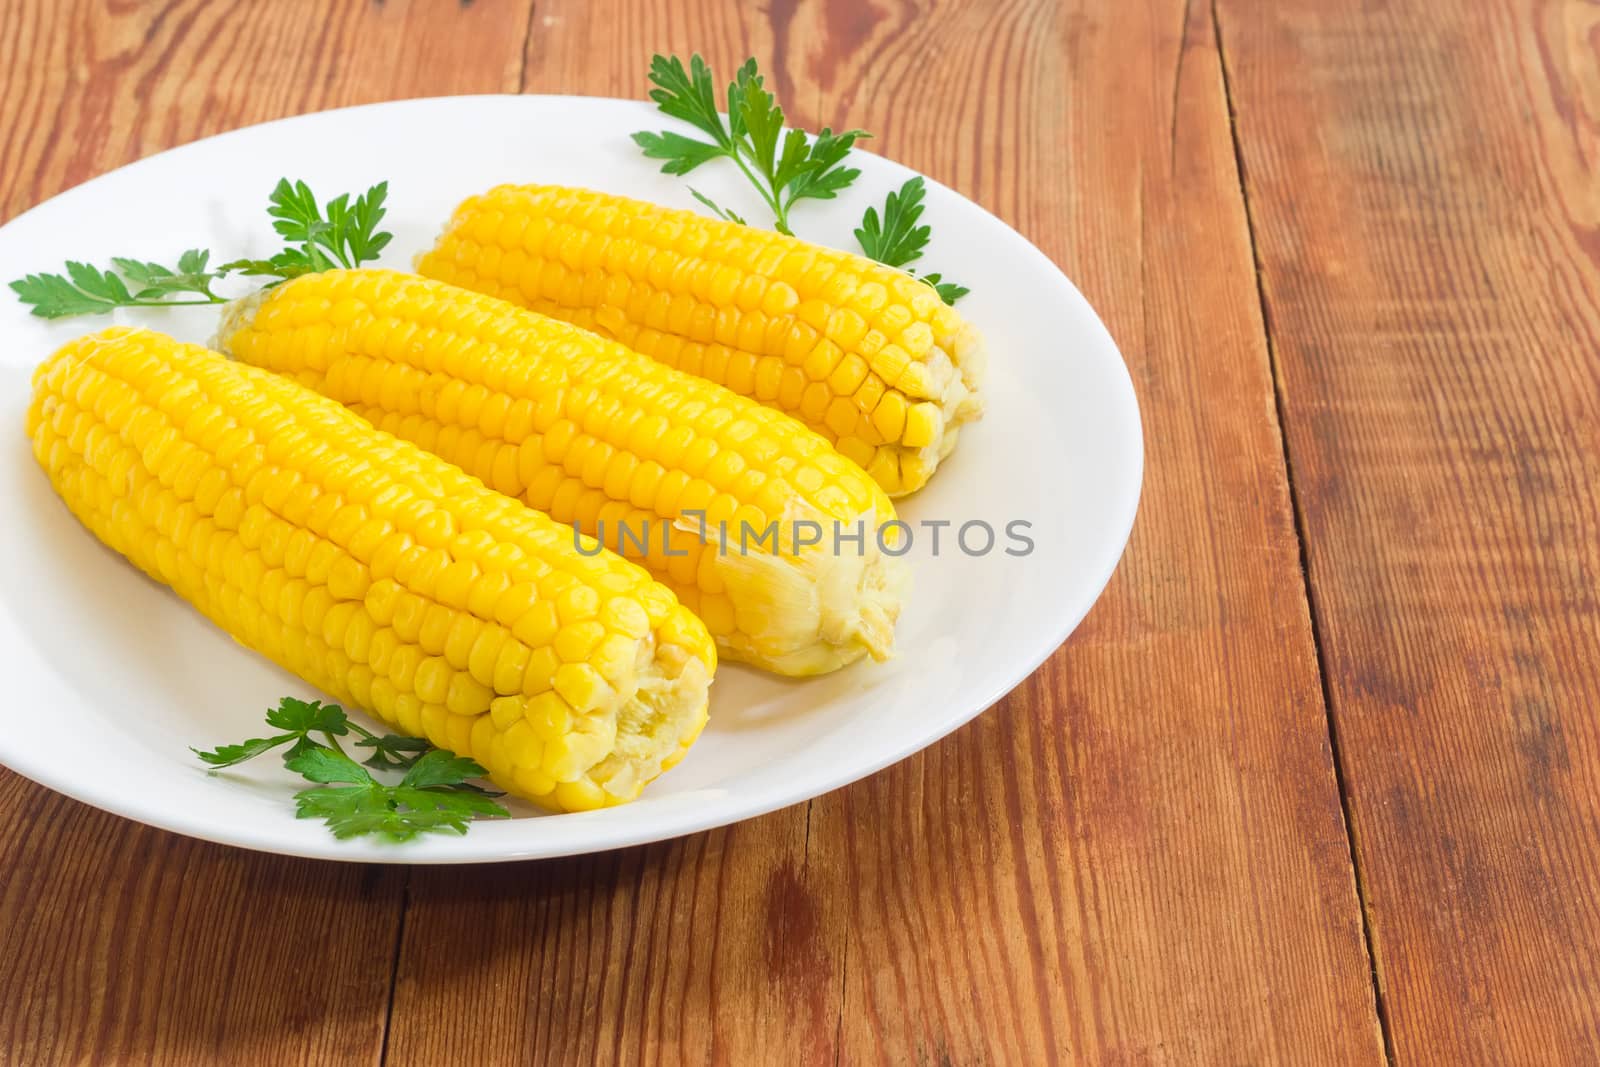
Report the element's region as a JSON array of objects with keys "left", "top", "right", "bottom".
[
  {"left": 632, "top": 57, "right": 969, "bottom": 303},
  {"left": 192, "top": 696, "right": 348, "bottom": 767},
  {"left": 292, "top": 749, "right": 508, "bottom": 842},
  {"left": 854, "top": 177, "right": 968, "bottom": 305},
  {"left": 195, "top": 697, "right": 508, "bottom": 843},
  {"left": 10, "top": 251, "right": 226, "bottom": 319},
  {"left": 354, "top": 732, "right": 432, "bottom": 771},
  {"left": 916, "top": 272, "right": 971, "bottom": 306},
  {"left": 854, "top": 177, "right": 930, "bottom": 267},
  {"left": 252, "top": 178, "right": 392, "bottom": 272},
  {"left": 11, "top": 178, "right": 393, "bottom": 319},
  {"left": 212, "top": 251, "right": 318, "bottom": 282},
  {"left": 690, "top": 188, "right": 748, "bottom": 226},
  {"left": 633, "top": 54, "right": 868, "bottom": 235}
]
